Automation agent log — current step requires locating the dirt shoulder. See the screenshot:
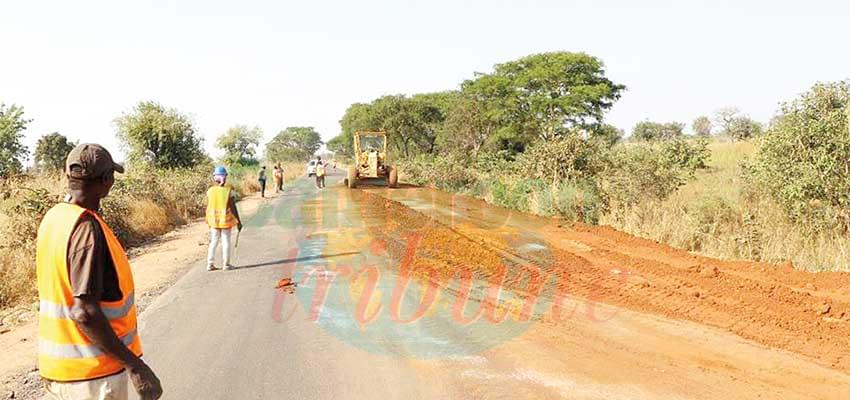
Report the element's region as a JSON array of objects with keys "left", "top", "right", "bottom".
[
  {"left": 0, "top": 194, "right": 267, "bottom": 397},
  {"left": 367, "top": 186, "right": 850, "bottom": 375}
]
